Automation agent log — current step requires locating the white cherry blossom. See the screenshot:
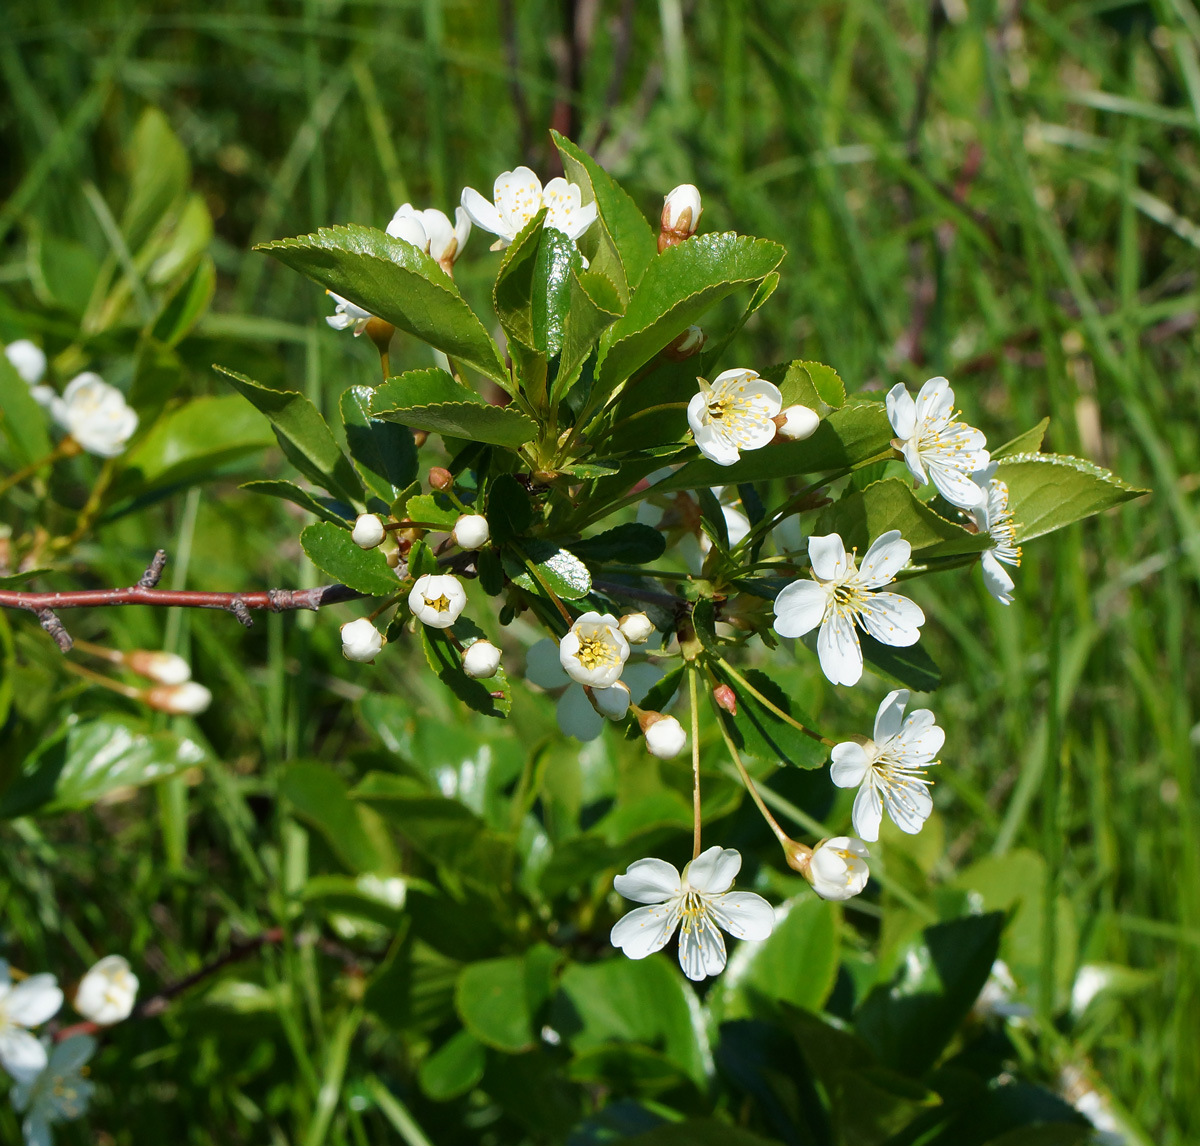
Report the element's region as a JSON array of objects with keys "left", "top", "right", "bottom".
[
  {"left": 5, "top": 340, "right": 46, "bottom": 385},
  {"left": 610, "top": 846, "right": 775, "bottom": 982},
  {"left": 776, "top": 404, "right": 820, "bottom": 441},
  {"left": 73, "top": 955, "right": 138, "bottom": 1025},
  {"left": 886, "top": 376, "right": 989, "bottom": 509},
  {"left": 460, "top": 166, "right": 597, "bottom": 249},
  {"left": 558, "top": 611, "right": 630, "bottom": 687},
  {"left": 0, "top": 963, "right": 63, "bottom": 1084},
  {"left": 326, "top": 292, "right": 373, "bottom": 335},
  {"left": 968, "top": 463, "right": 1021, "bottom": 605},
  {"left": 617, "top": 612, "right": 654, "bottom": 644},
  {"left": 806, "top": 837, "right": 871, "bottom": 900},
  {"left": 408, "top": 573, "right": 467, "bottom": 629},
  {"left": 51, "top": 373, "right": 137, "bottom": 457},
  {"left": 687, "top": 369, "right": 783, "bottom": 467},
  {"left": 829, "top": 689, "right": 943, "bottom": 841},
  {"left": 772, "top": 531, "right": 925, "bottom": 687},
  {"left": 11, "top": 1034, "right": 96, "bottom": 1144},
  {"left": 388, "top": 203, "right": 471, "bottom": 271}
]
